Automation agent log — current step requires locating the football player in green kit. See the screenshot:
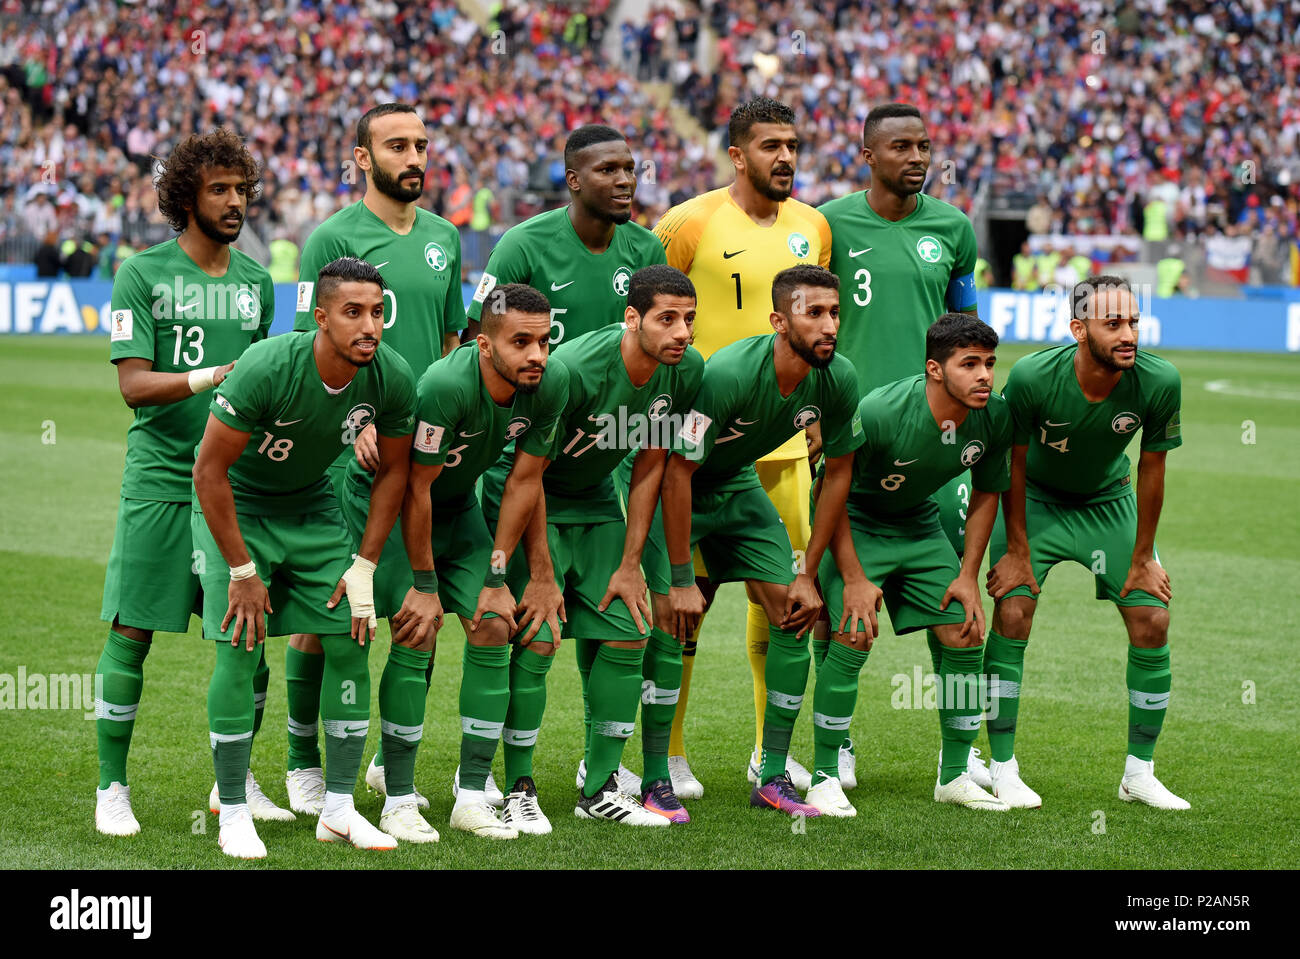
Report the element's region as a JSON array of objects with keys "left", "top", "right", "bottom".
[
  {"left": 654, "top": 265, "right": 864, "bottom": 821},
  {"left": 192, "top": 257, "right": 416, "bottom": 859},
  {"left": 463, "top": 124, "right": 667, "bottom": 347},
  {"left": 817, "top": 313, "right": 1015, "bottom": 812},
  {"left": 285, "top": 104, "right": 465, "bottom": 816},
  {"left": 478, "top": 264, "right": 703, "bottom": 828},
  {"left": 985, "top": 276, "right": 1188, "bottom": 810},
  {"left": 818, "top": 102, "right": 989, "bottom": 790},
  {"left": 95, "top": 129, "right": 277, "bottom": 836},
  {"left": 387, "top": 283, "right": 566, "bottom": 840}
]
